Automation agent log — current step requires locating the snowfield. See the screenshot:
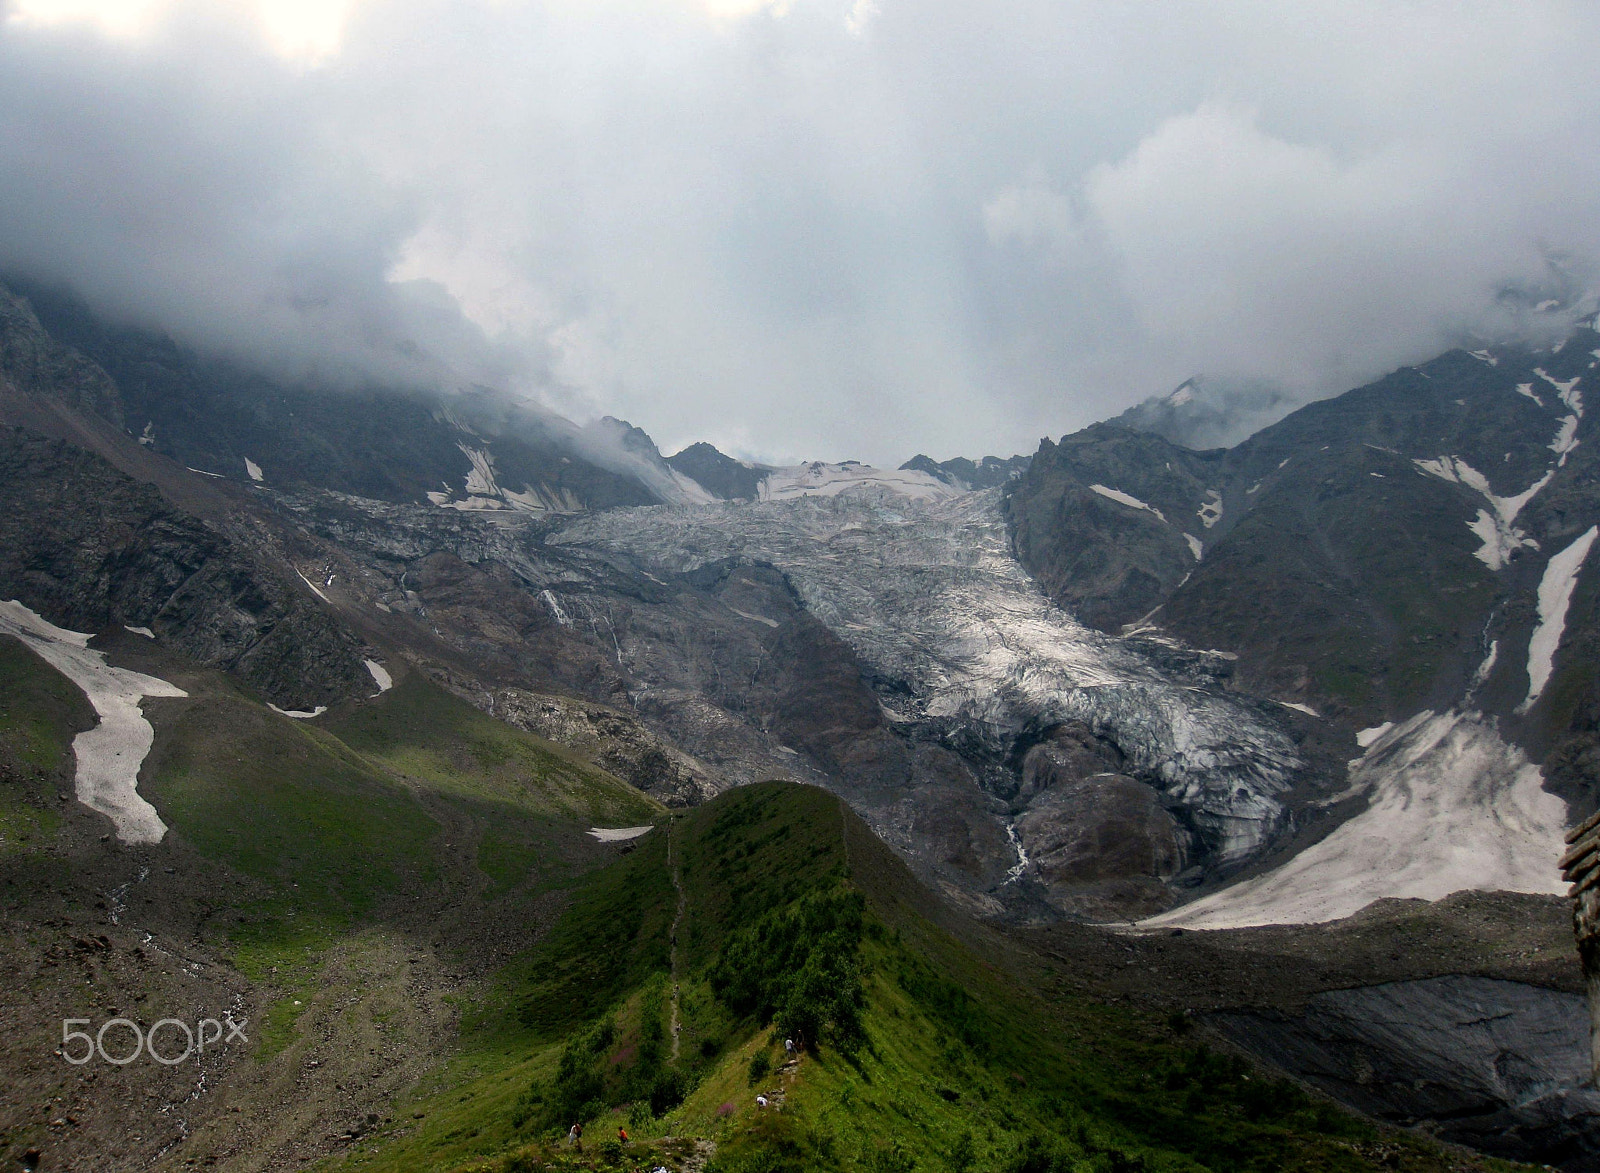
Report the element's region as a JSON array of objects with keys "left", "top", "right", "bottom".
[
  {"left": 1142, "top": 709, "right": 1568, "bottom": 930},
  {"left": 0, "top": 600, "right": 186, "bottom": 845},
  {"left": 1520, "top": 525, "right": 1599, "bottom": 712}
]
